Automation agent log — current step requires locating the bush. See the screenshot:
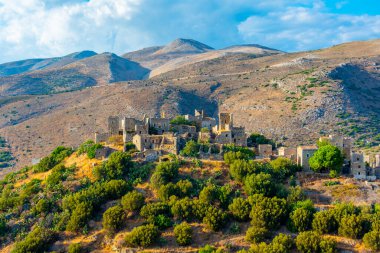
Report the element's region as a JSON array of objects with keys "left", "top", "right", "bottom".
[
  {"left": 363, "top": 230, "right": 380, "bottom": 251},
  {"left": 245, "top": 225, "right": 268, "bottom": 243},
  {"left": 68, "top": 243, "right": 83, "bottom": 253},
  {"left": 295, "top": 231, "right": 320, "bottom": 253},
  {"left": 249, "top": 195, "right": 287, "bottom": 230},
  {"left": 171, "top": 197, "right": 193, "bottom": 221},
  {"left": 244, "top": 173, "right": 275, "bottom": 197},
  {"left": 176, "top": 179, "right": 193, "bottom": 197},
  {"left": 78, "top": 140, "right": 103, "bottom": 159},
  {"left": 93, "top": 151, "right": 132, "bottom": 180},
  {"left": 180, "top": 140, "right": 199, "bottom": 157},
  {"left": 103, "top": 205, "right": 126, "bottom": 233},
  {"left": 312, "top": 210, "right": 337, "bottom": 234},
  {"left": 199, "top": 184, "right": 219, "bottom": 204},
  {"left": 309, "top": 145, "right": 343, "bottom": 173},
  {"left": 11, "top": 227, "right": 57, "bottom": 253},
  {"left": 338, "top": 214, "right": 366, "bottom": 239},
  {"left": 247, "top": 133, "right": 273, "bottom": 147},
  {"left": 228, "top": 197, "right": 250, "bottom": 221},
  {"left": 270, "top": 233, "right": 294, "bottom": 253},
  {"left": 33, "top": 146, "right": 73, "bottom": 173},
  {"left": 103, "top": 179, "right": 131, "bottom": 198},
  {"left": 0, "top": 215, "right": 7, "bottom": 235},
  {"left": 151, "top": 214, "right": 172, "bottom": 229},
  {"left": 125, "top": 224, "right": 160, "bottom": 247},
  {"left": 158, "top": 183, "right": 178, "bottom": 201},
  {"left": 287, "top": 186, "right": 306, "bottom": 205},
  {"left": 170, "top": 116, "right": 194, "bottom": 126},
  {"left": 140, "top": 202, "right": 170, "bottom": 220},
  {"left": 203, "top": 206, "right": 228, "bottom": 231},
  {"left": 34, "top": 199, "right": 50, "bottom": 214},
  {"left": 320, "top": 238, "right": 337, "bottom": 253},
  {"left": 198, "top": 244, "right": 225, "bottom": 253},
  {"left": 150, "top": 161, "right": 179, "bottom": 189},
  {"left": 224, "top": 151, "right": 254, "bottom": 165},
  {"left": 174, "top": 222, "right": 192, "bottom": 246},
  {"left": 269, "top": 157, "right": 298, "bottom": 180},
  {"left": 121, "top": 190, "right": 145, "bottom": 212},
  {"left": 66, "top": 202, "right": 93, "bottom": 232},
  {"left": 289, "top": 207, "right": 314, "bottom": 232}
]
